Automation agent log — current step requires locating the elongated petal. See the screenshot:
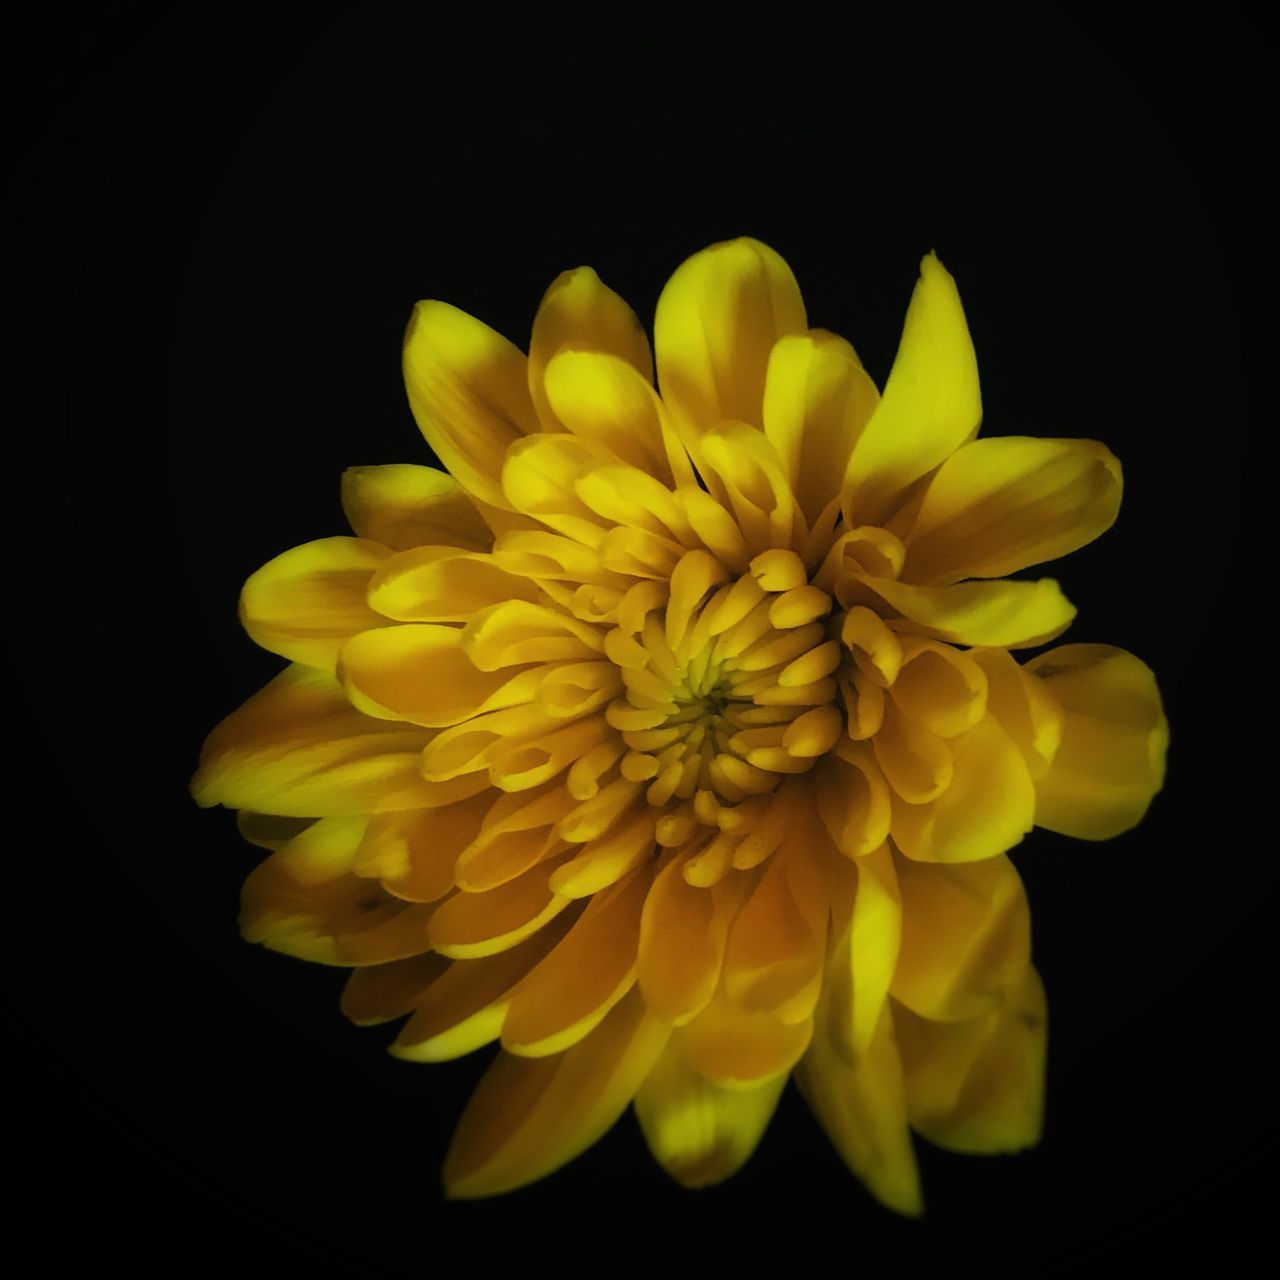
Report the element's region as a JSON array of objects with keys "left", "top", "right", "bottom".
[
  {"left": 1026, "top": 645, "right": 1168, "bottom": 839},
  {"left": 403, "top": 301, "right": 540, "bottom": 509},
  {"left": 895, "top": 966, "right": 1047, "bottom": 1154},
  {"left": 191, "top": 665, "right": 438, "bottom": 816},
  {"left": 763, "top": 330, "right": 879, "bottom": 524},
  {"left": 364, "top": 793, "right": 491, "bottom": 903},
  {"left": 681, "top": 990, "right": 813, "bottom": 1088},
  {"left": 891, "top": 715, "right": 1035, "bottom": 863},
  {"left": 341, "top": 464, "right": 491, "bottom": 552},
  {"left": 814, "top": 745, "right": 892, "bottom": 858},
  {"left": 501, "top": 865, "right": 649, "bottom": 1057},
  {"left": 842, "top": 254, "right": 980, "bottom": 527},
  {"left": 340, "top": 952, "right": 450, "bottom": 1026},
  {"left": 443, "top": 987, "right": 670, "bottom": 1198},
  {"left": 634, "top": 1034, "right": 786, "bottom": 1188},
  {"left": 239, "top": 537, "right": 392, "bottom": 670},
  {"left": 367, "top": 546, "right": 541, "bottom": 622},
  {"left": 796, "top": 1003, "right": 923, "bottom": 1216},
  {"left": 892, "top": 853, "right": 1030, "bottom": 1022},
  {"left": 903, "top": 437, "right": 1123, "bottom": 584},
  {"left": 655, "top": 238, "right": 806, "bottom": 443},
  {"left": 846, "top": 575, "right": 1076, "bottom": 649}
]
